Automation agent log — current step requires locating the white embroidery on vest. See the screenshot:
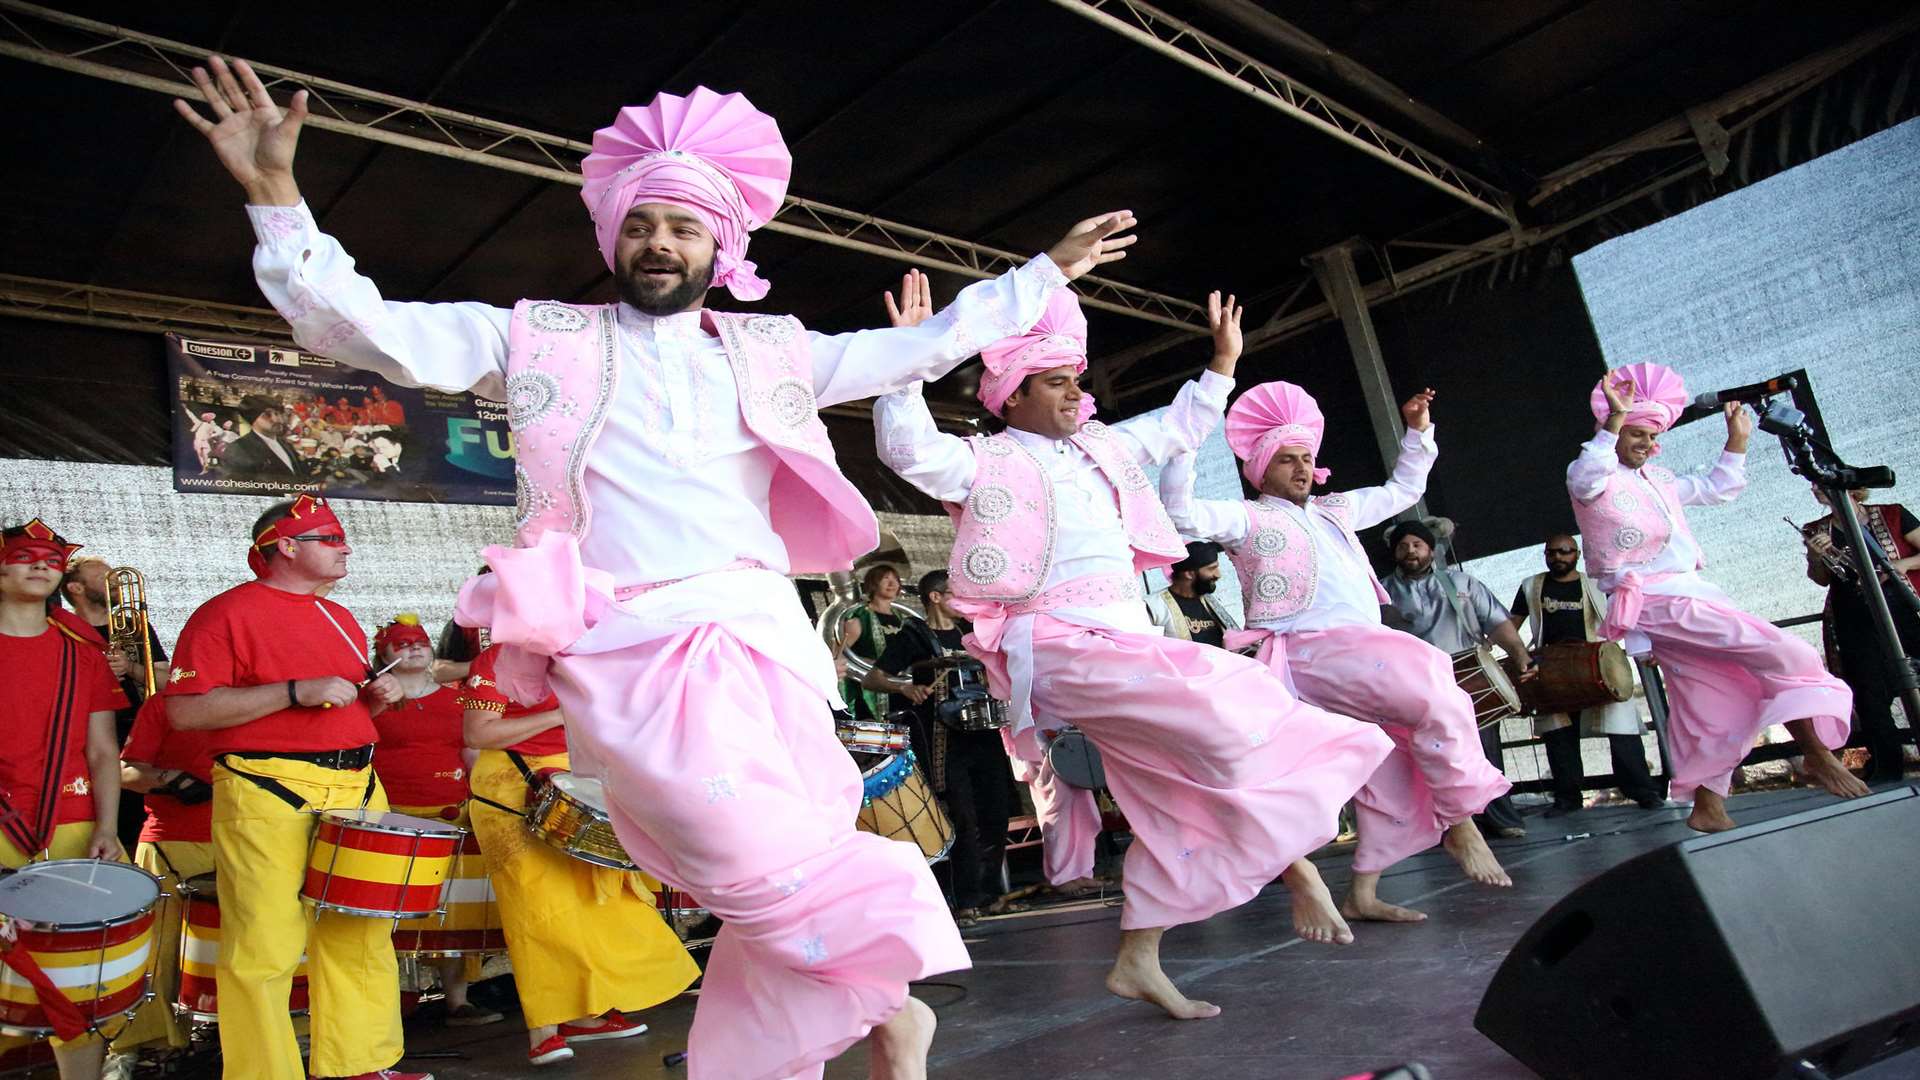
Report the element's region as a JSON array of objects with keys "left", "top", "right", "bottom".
[
  {"left": 506, "top": 370, "right": 561, "bottom": 427},
  {"left": 1254, "top": 573, "right": 1291, "bottom": 600},
  {"left": 964, "top": 545, "right": 1010, "bottom": 585},
  {"left": 1251, "top": 528, "right": 1288, "bottom": 556},
  {"left": 528, "top": 302, "right": 589, "bottom": 334},
  {"left": 968, "top": 485, "right": 1014, "bottom": 523},
  {"left": 745, "top": 315, "right": 798, "bottom": 345},
  {"left": 768, "top": 378, "right": 814, "bottom": 428}
]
